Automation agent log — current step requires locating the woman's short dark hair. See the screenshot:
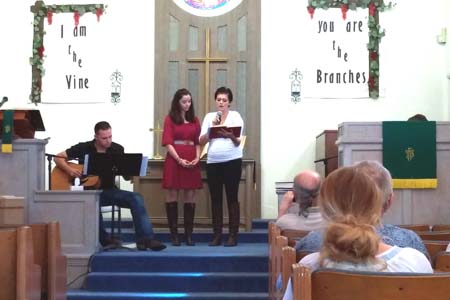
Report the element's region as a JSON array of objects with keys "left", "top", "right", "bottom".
[{"left": 214, "top": 86, "right": 233, "bottom": 103}]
